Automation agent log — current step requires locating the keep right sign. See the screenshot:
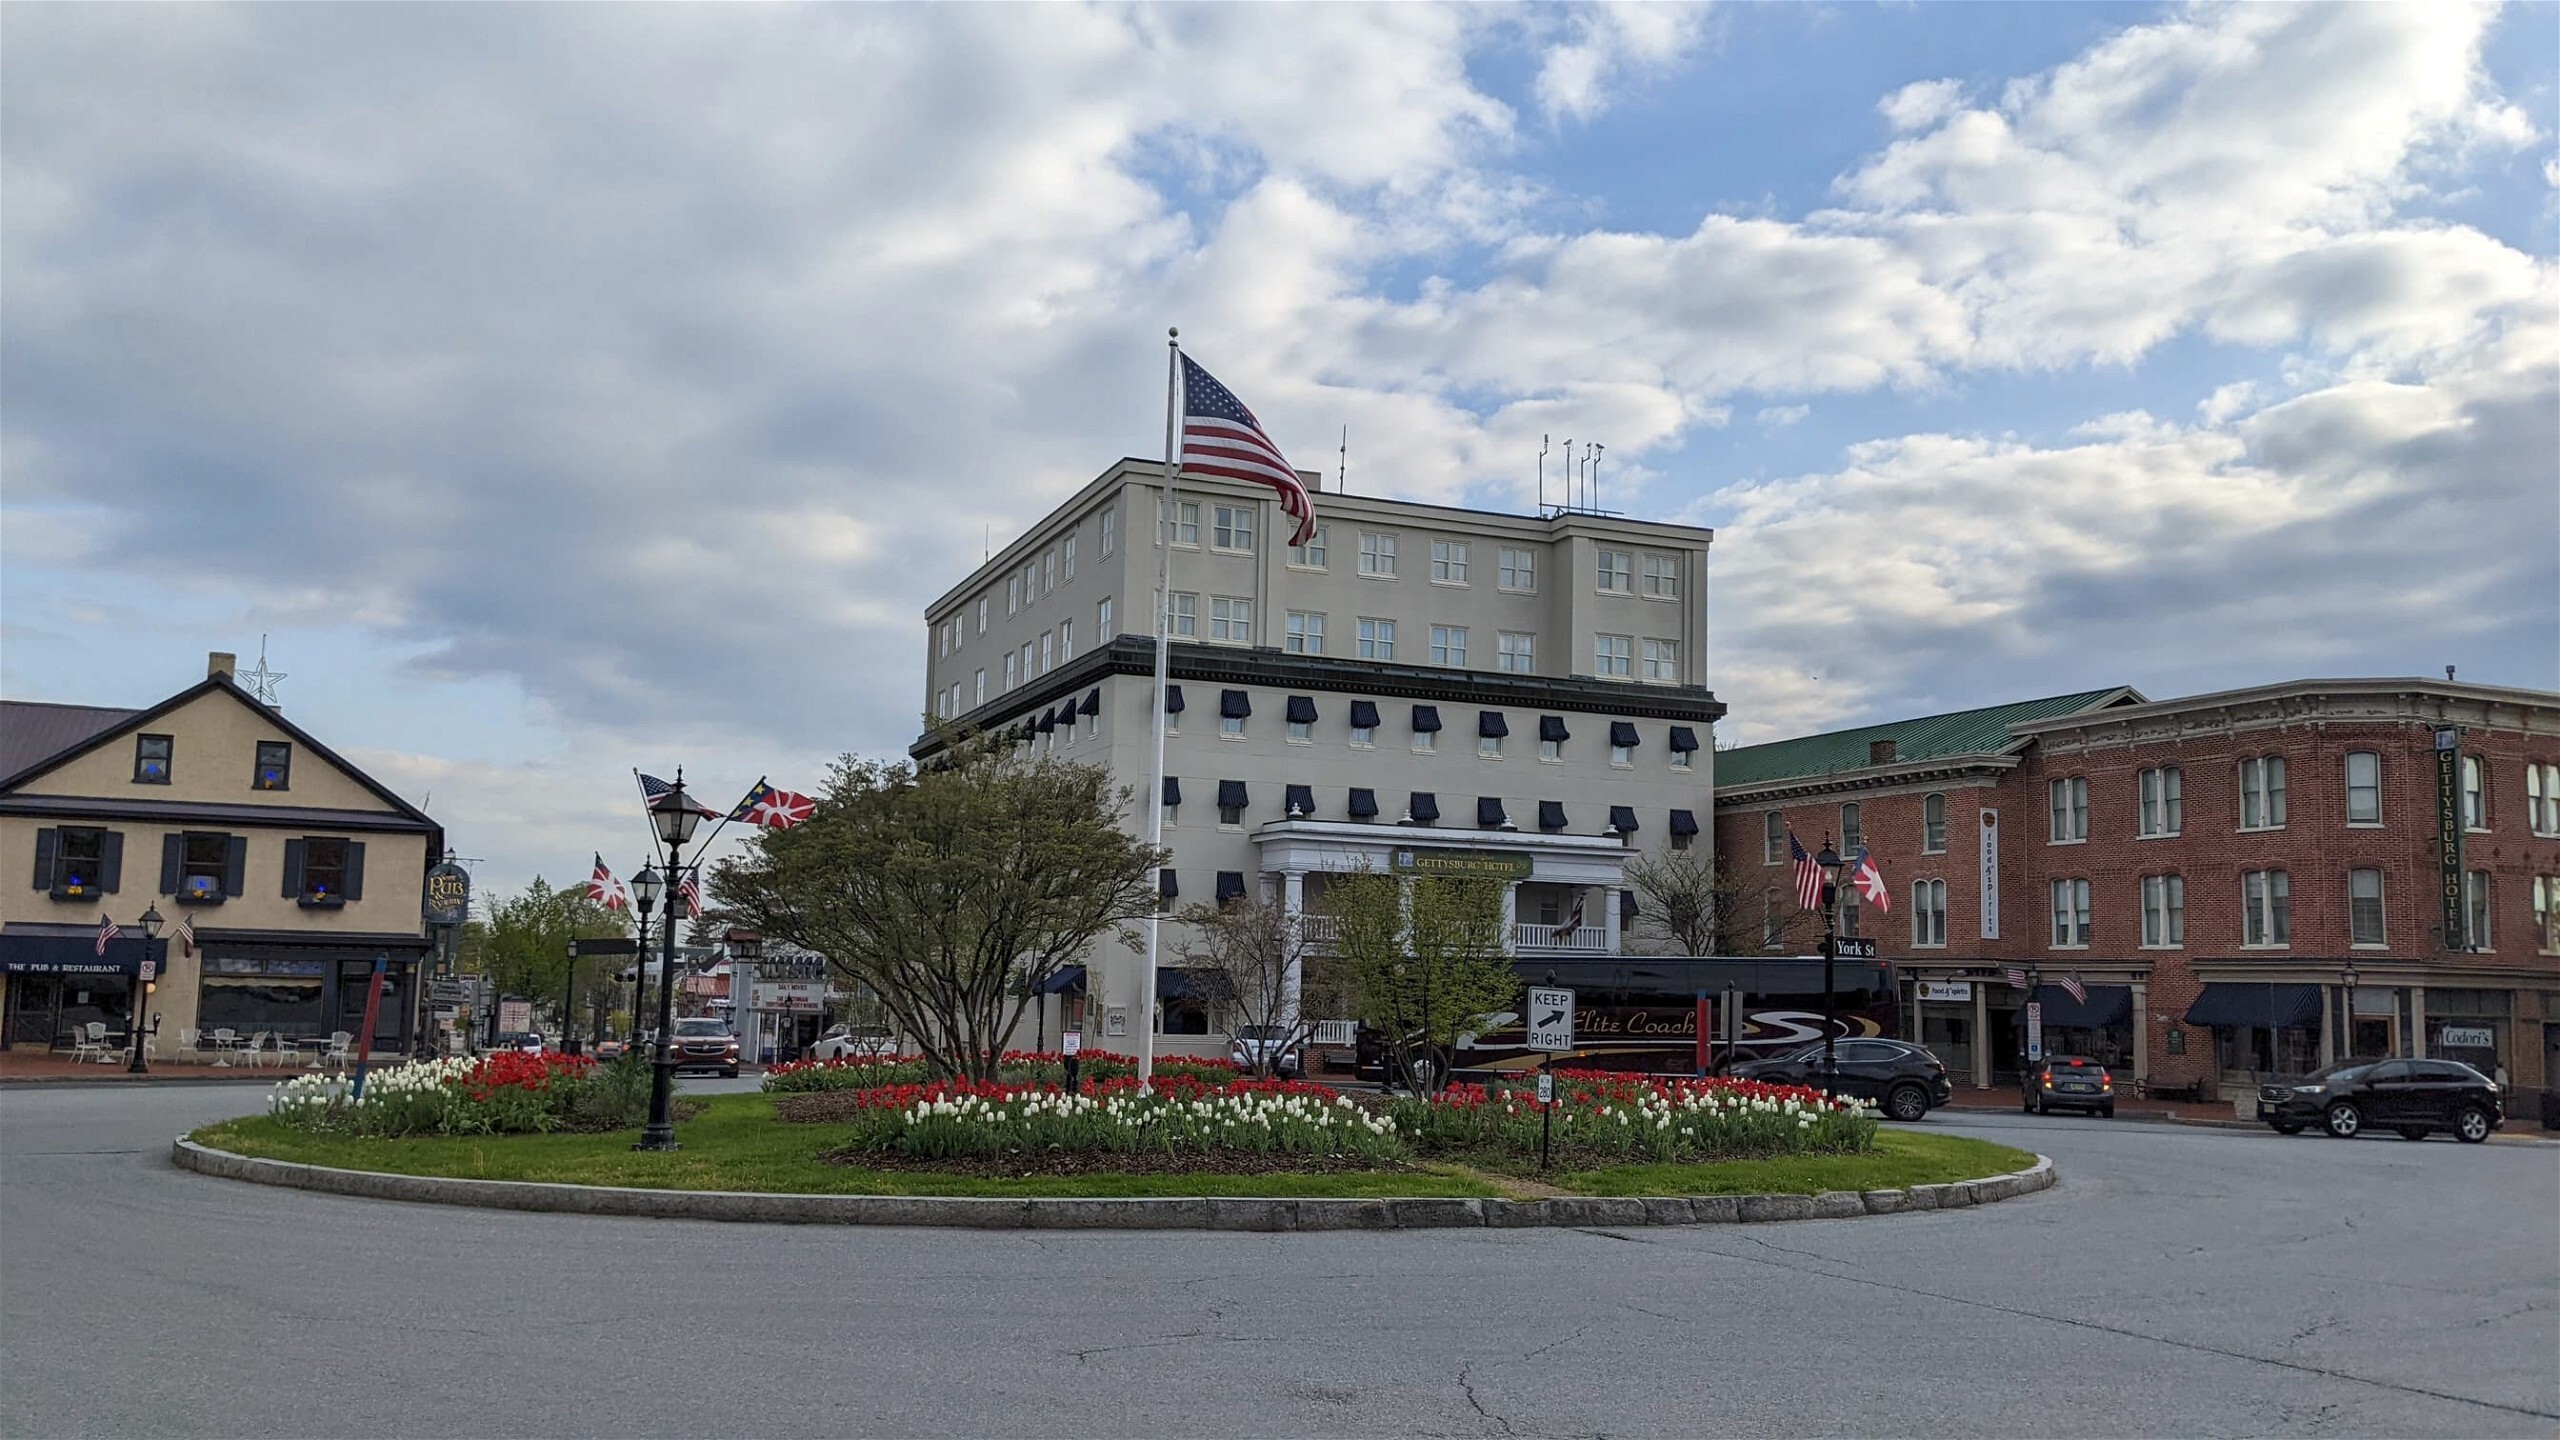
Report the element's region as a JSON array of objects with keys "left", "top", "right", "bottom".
[{"left": 1526, "top": 986, "right": 1575, "bottom": 1052}]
